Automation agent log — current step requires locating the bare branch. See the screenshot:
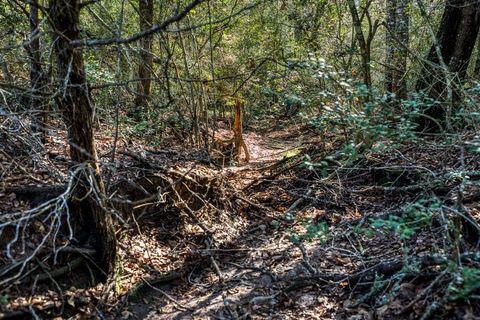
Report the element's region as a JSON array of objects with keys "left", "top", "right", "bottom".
[
  {"left": 71, "top": 0, "right": 205, "bottom": 47},
  {"left": 79, "top": 0, "right": 100, "bottom": 9}
]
